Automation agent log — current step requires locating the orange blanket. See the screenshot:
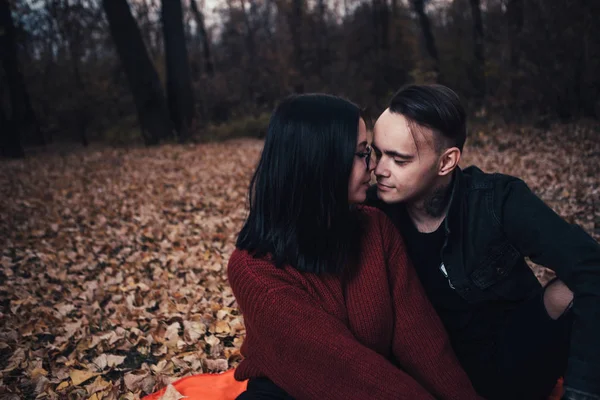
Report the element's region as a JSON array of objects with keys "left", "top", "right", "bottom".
[
  {"left": 142, "top": 369, "right": 563, "bottom": 400},
  {"left": 141, "top": 369, "right": 247, "bottom": 400}
]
